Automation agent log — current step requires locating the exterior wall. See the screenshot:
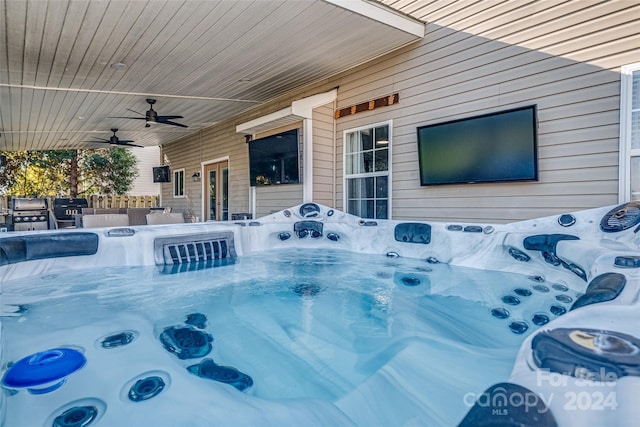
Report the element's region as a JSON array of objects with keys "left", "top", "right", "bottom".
[
  {"left": 160, "top": 126, "right": 249, "bottom": 220},
  {"left": 128, "top": 146, "right": 161, "bottom": 196},
  {"left": 333, "top": 0, "right": 637, "bottom": 223},
  {"left": 255, "top": 184, "right": 303, "bottom": 218},
  {"left": 161, "top": 1, "right": 639, "bottom": 224},
  {"left": 312, "top": 103, "right": 336, "bottom": 207}
]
